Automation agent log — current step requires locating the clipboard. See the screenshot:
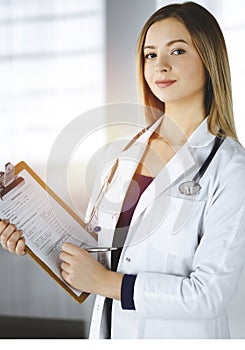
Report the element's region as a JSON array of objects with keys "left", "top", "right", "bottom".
[{"left": 0, "top": 161, "right": 96, "bottom": 303}]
